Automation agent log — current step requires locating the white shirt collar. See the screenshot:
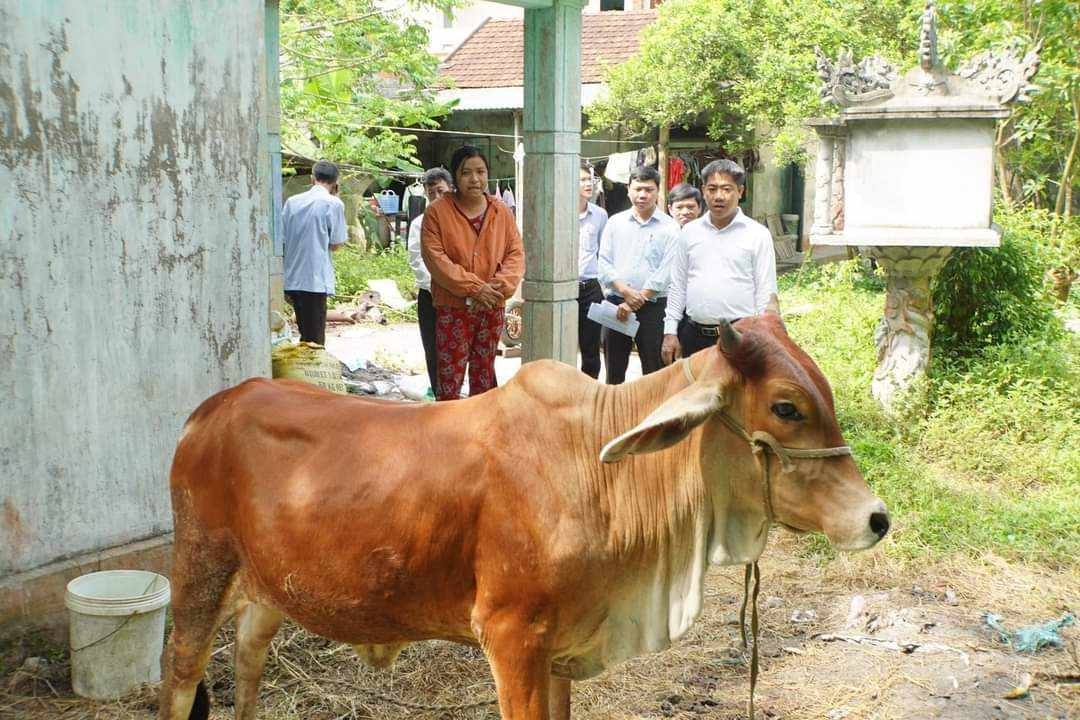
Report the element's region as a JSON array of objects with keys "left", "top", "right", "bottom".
[
  {"left": 628, "top": 209, "right": 665, "bottom": 226},
  {"left": 703, "top": 207, "right": 745, "bottom": 232}
]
